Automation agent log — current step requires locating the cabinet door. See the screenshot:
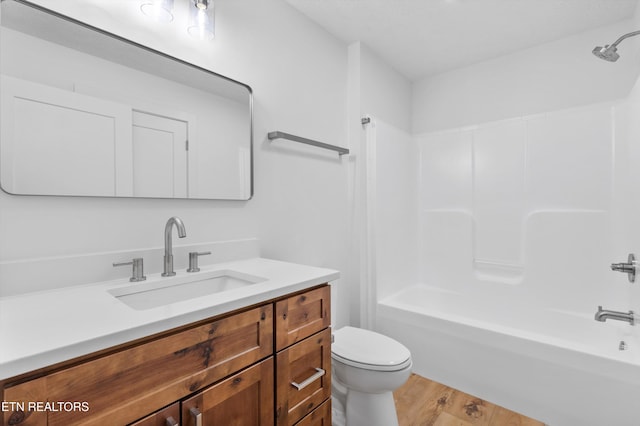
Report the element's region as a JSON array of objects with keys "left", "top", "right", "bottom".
[
  {"left": 182, "top": 357, "right": 274, "bottom": 426},
  {"left": 276, "top": 328, "right": 331, "bottom": 426},
  {"left": 129, "top": 403, "right": 179, "bottom": 426},
  {"left": 295, "top": 399, "right": 331, "bottom": 426},
  {"left": 275, "top": 286, "right": 330, "bottom": 351}
]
